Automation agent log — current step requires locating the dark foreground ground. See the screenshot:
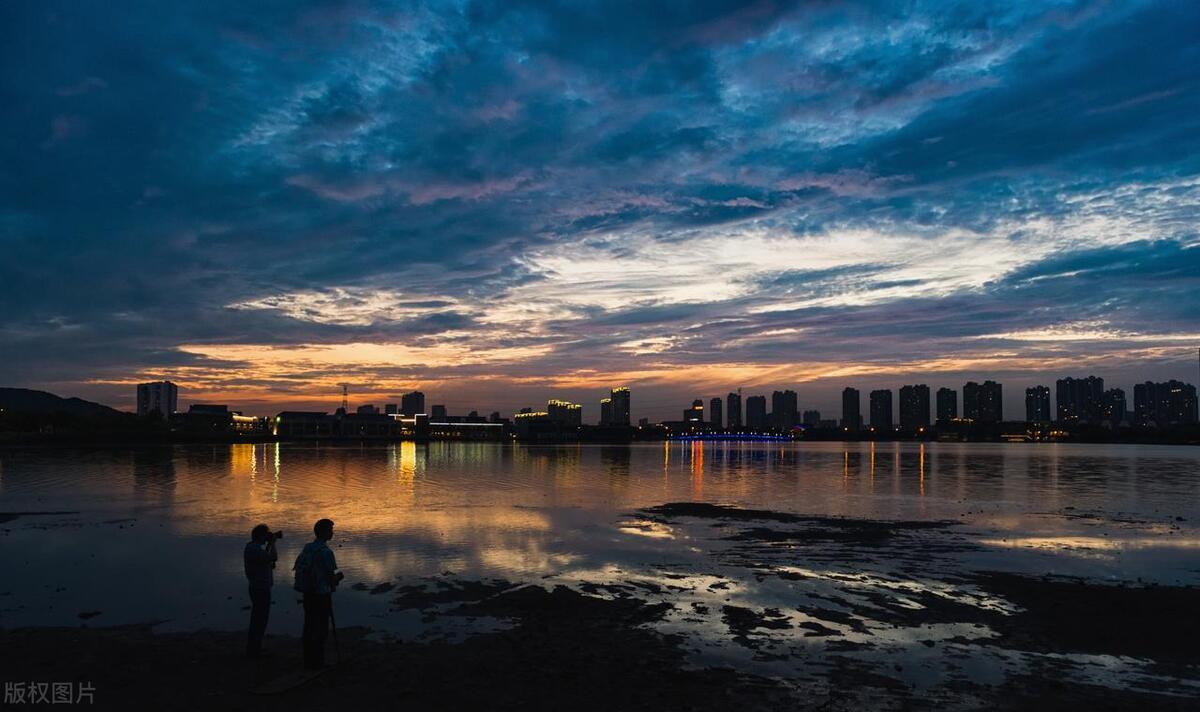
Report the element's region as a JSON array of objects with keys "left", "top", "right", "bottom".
[
  {"left": 5, "top": 585, "right": 788, "bottom": 712},
  {"left": 5, "top": 503, "right": 1200, "bottom": 711}
]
